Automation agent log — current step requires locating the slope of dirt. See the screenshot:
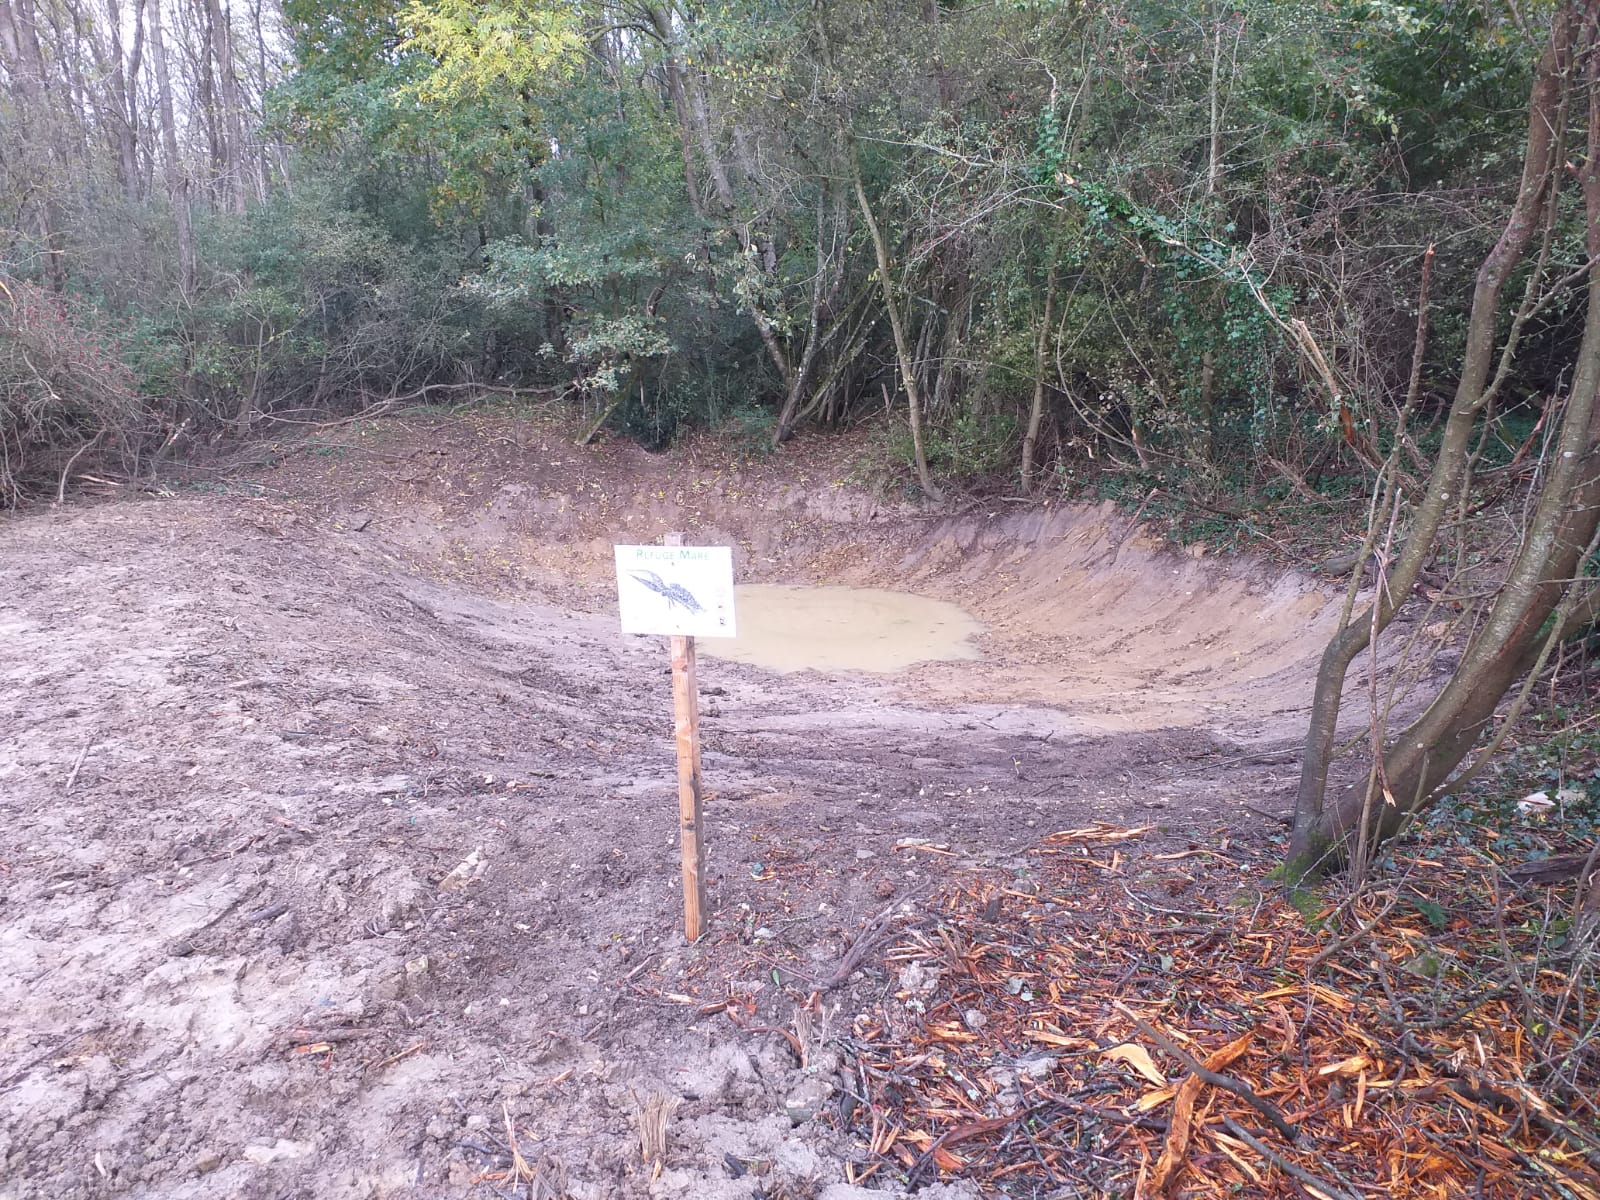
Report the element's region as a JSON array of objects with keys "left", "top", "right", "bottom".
[
  {"left": 234, "top": 410, "right": 1369, "bottom": 742},
  {"left": 1, "top": 411, "right": 1371, "bottom": 1199}
]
